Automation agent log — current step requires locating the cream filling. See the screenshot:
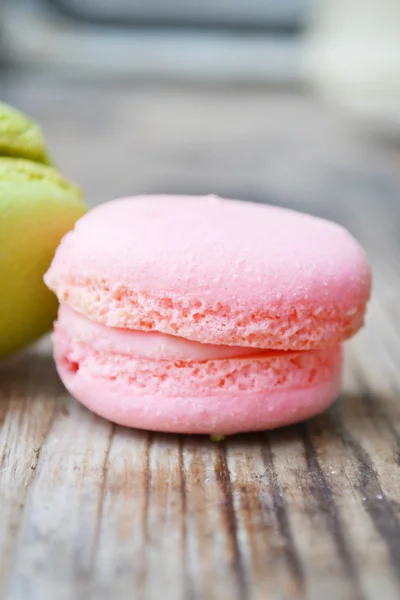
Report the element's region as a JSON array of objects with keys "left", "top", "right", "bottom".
[{"left": 57, "top": 304, "right": 268, "bottom": 361}]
